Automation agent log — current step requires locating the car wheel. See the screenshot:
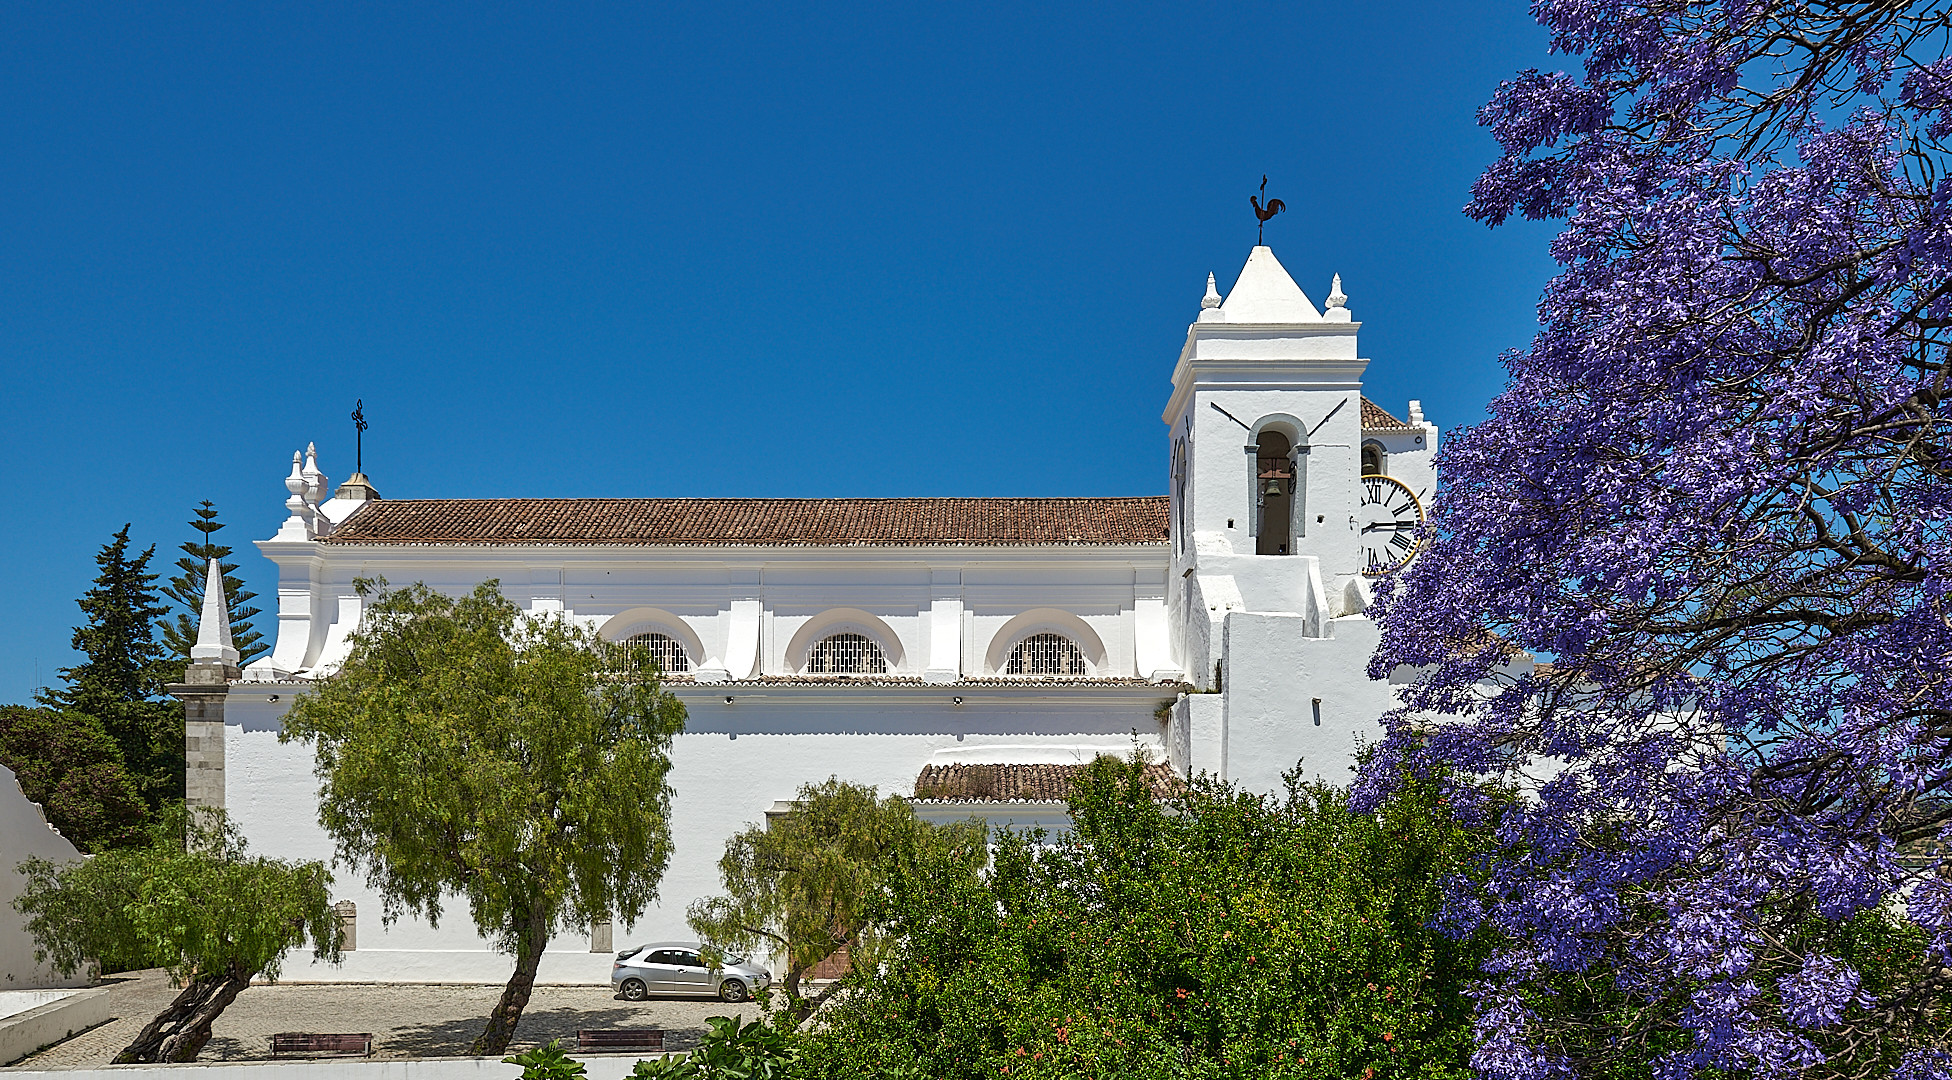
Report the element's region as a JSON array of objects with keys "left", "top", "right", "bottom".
[
  {"left": 620, "top": 978, "right": 648, "bottom": 1001},
  {"left": 719, "top": 979, "right": 749, "bottom": 1003}
]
